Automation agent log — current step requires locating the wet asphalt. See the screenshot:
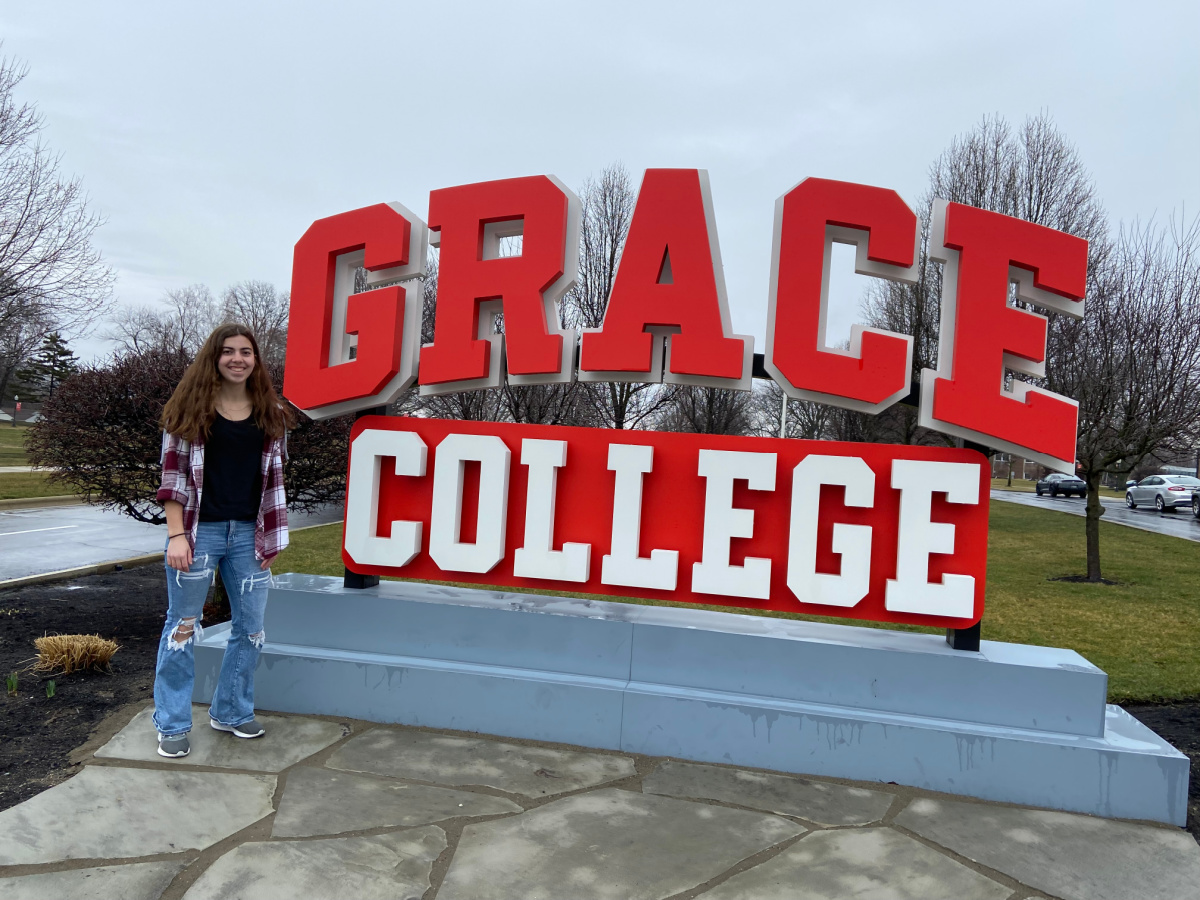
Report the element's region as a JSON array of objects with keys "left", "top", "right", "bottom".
[
  {"left": 3, "top": 491, "right": 1195, "bottom": 585},
  {"left": 991, "top": 489, "right": 1200, "bottom": 543},
  {"left": 0, "top": 504, "right": 344, "bottom": 582}
]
